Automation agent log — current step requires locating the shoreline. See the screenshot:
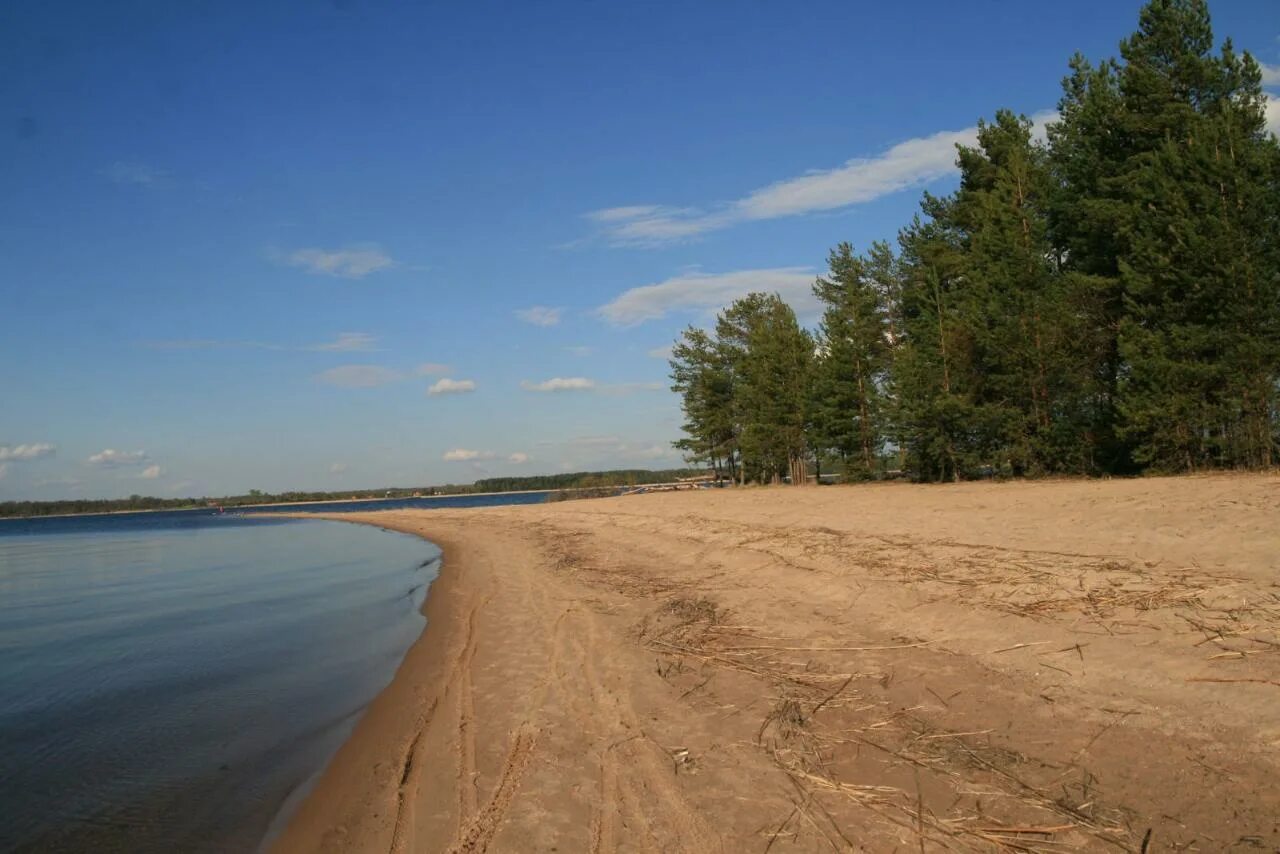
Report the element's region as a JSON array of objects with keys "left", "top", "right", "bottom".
[
  {"left": 0, "top": 485, "right": 652, "bottom": 521},
  {"left": 269, "top": 476, "right": 1280, "bottom": 852},
  {"left": 267, "top": 513, "right": 473, "bottom": 853}
]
